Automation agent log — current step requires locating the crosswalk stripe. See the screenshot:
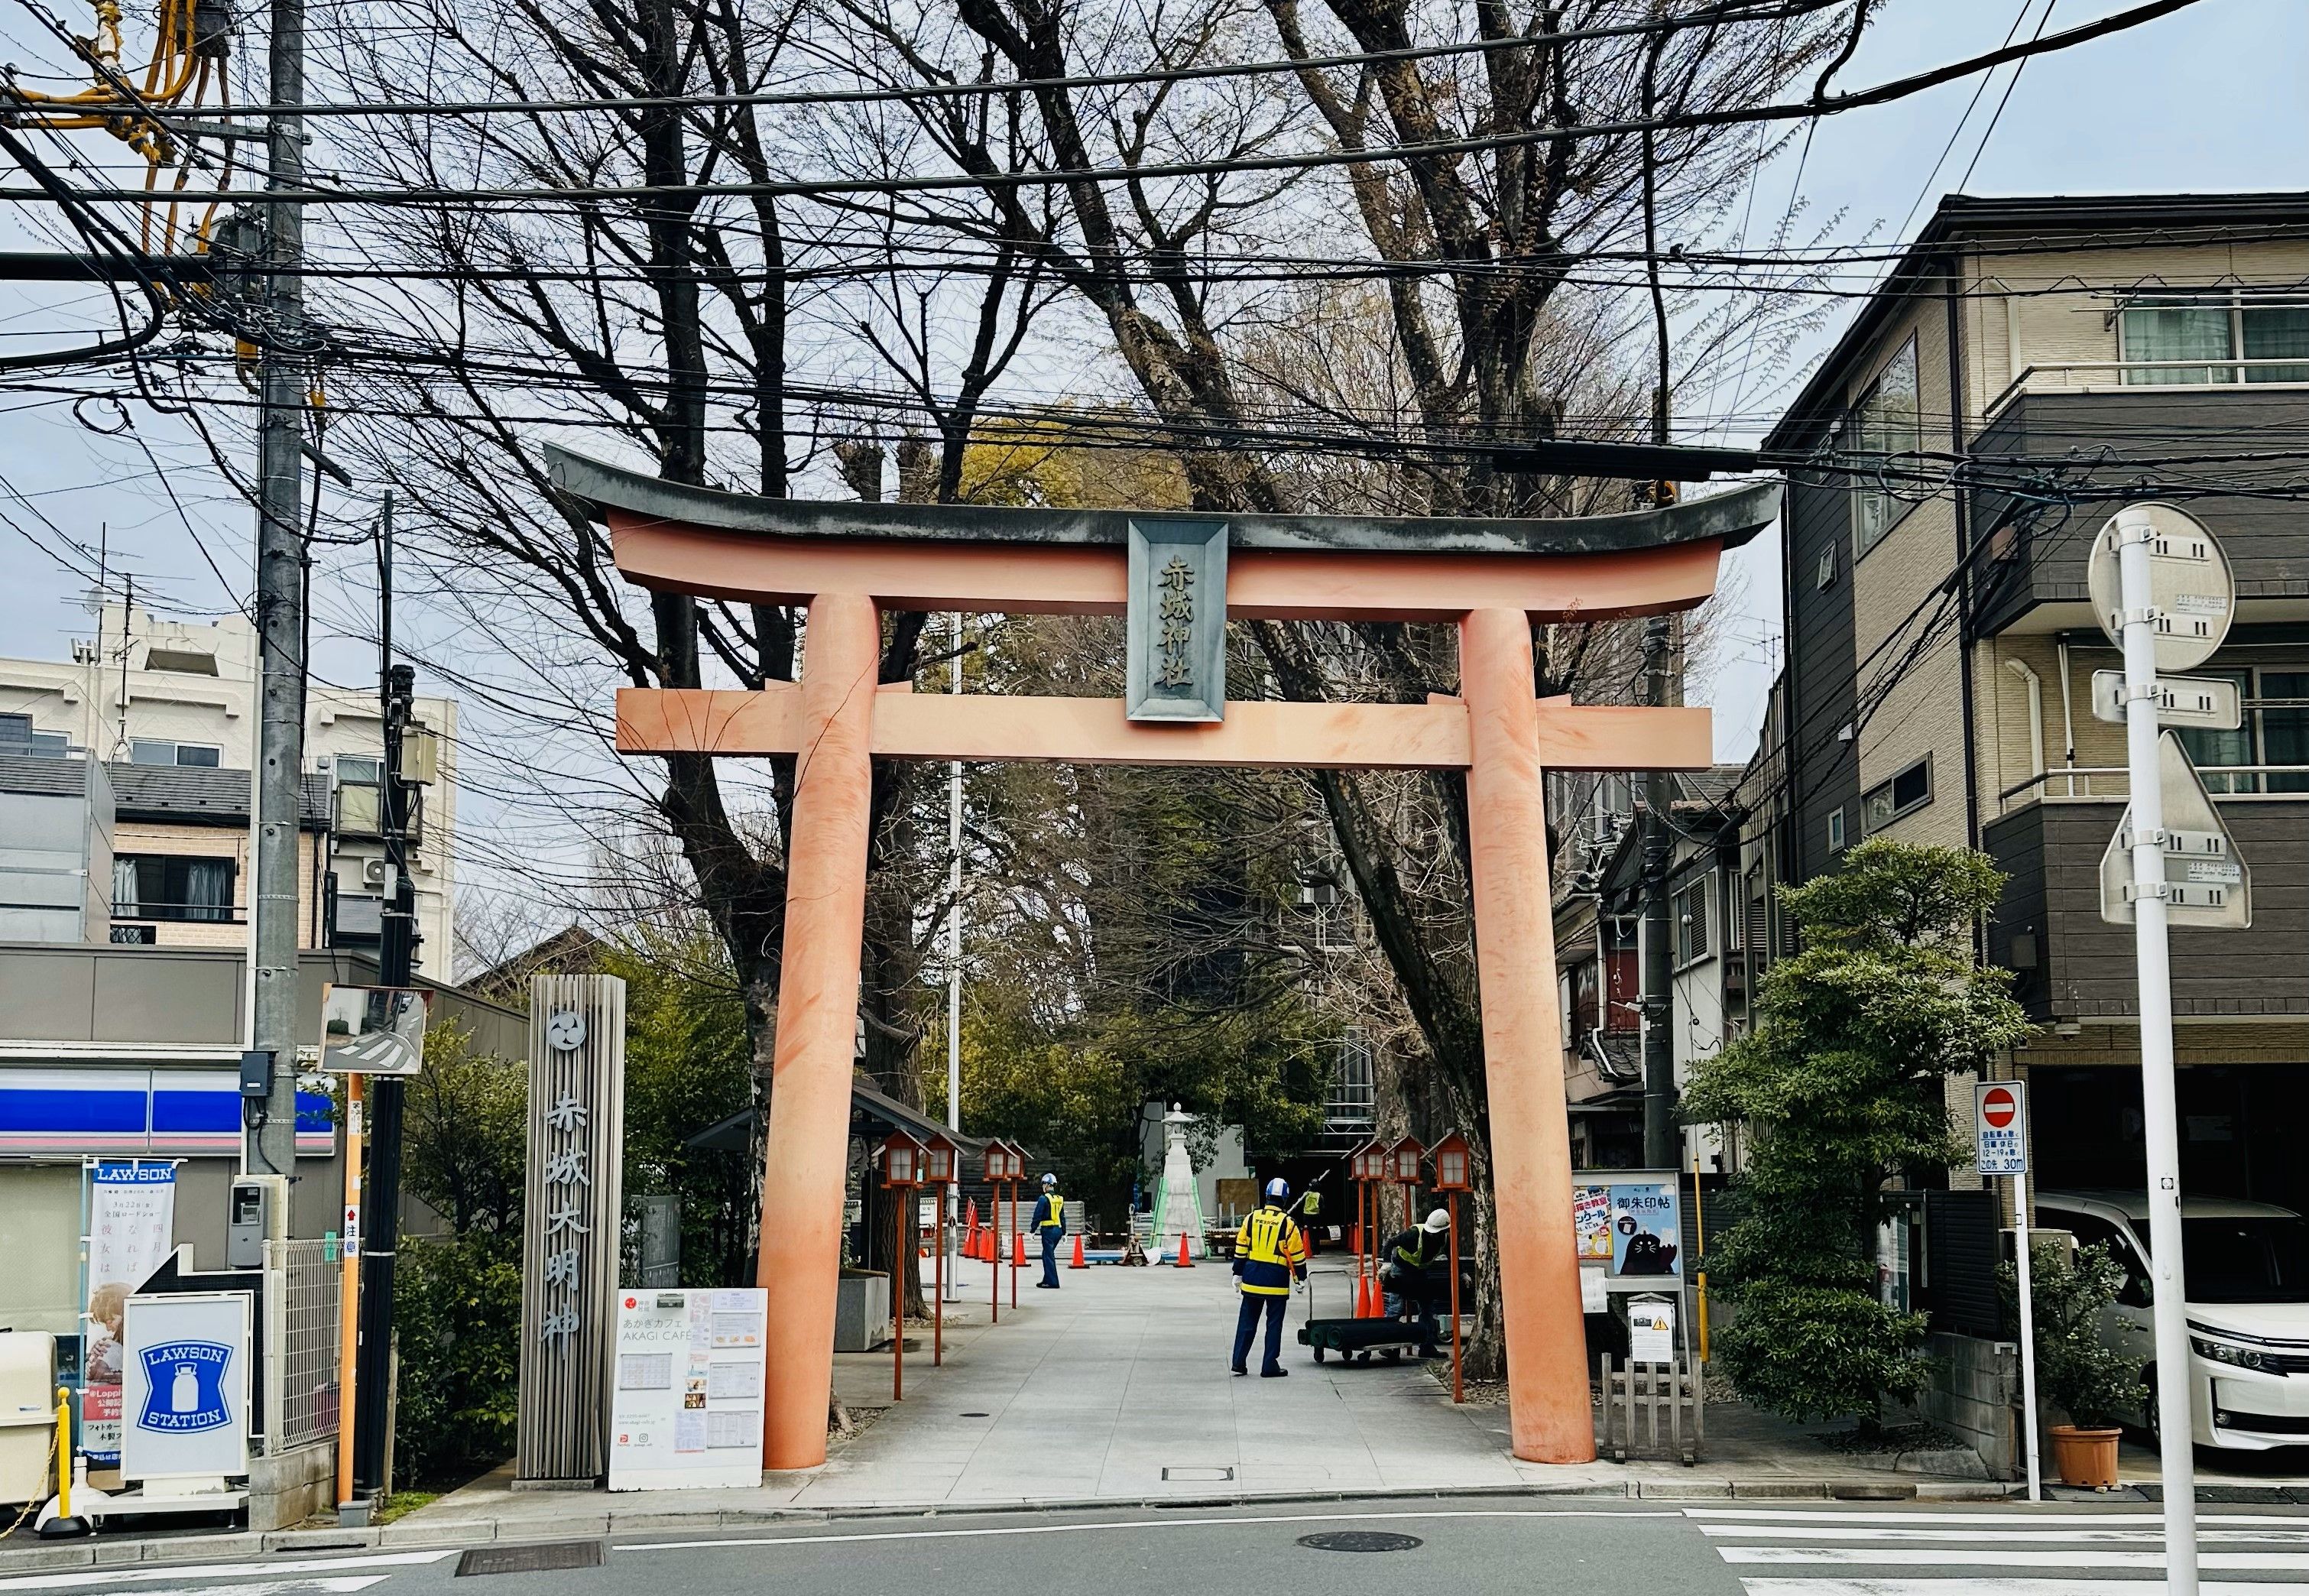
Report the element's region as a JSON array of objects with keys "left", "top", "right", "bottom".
[
  {"left": 1688, "top": 1507, "right": 2196, "bottom": 1526},
  {"left": 1722, "top": 1546, "right": 2309, "bottom": 1570},
  {"left": 0, "top": 1553, "right": 456, "bottom": 1592},
  {"left": 1704, "top": 1523, "right": 2309, "bottom": 1544},
  {"left": 71, "top": 1579, "right": 392, "bottom": 1596},
  {"left": 1738, "top": 1582, "right": 2309, "bottom": 1596}
]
